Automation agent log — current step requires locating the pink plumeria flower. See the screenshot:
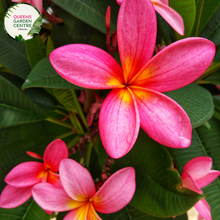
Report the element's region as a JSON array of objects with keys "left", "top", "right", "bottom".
[
  {"left": 181, "top": 157, "right": 220, "bottom": 220},
  {"left": 32, "top": 159, "right": 136, "bottom": 219},
  {"left": 12, "top": 0, "right": 43, "bottom": 15},
  {"left": 0, "top": 139, "right": 68, "bottom": 209},
  {"left": 49, "top": 0, "right": 215, "bottom": 159},
  {"left": 116, "top": 0, "right": 184, "bottom": 35}
]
